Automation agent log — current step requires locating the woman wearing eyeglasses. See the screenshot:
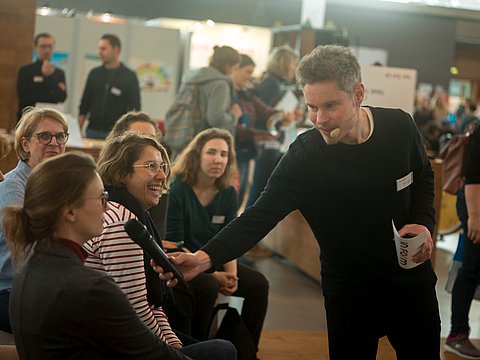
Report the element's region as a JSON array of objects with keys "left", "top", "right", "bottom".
[
  {"left": 0, "top": 106, "right": 68, "bottom": 333},
  {"left": 4, "top": 152, "right": 190, "bottom": 359},
  {"left": 83, "top": 132, "right": 235, "bottom": 359}
]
